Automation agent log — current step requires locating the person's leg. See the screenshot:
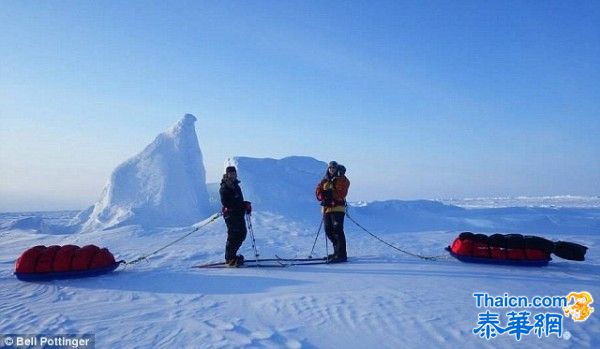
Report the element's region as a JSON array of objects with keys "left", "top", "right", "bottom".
[
  {"left": 225, "top": 215, "right": 247, "bottom": 262},
  {"left": 331, "top": 212, "right": 347, "bottom": 260},
  {"left": 324, "top": 213, "right": 338, "bottom": 258}
]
